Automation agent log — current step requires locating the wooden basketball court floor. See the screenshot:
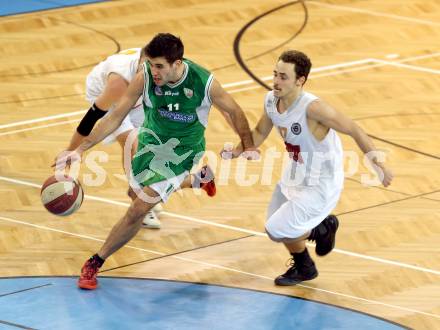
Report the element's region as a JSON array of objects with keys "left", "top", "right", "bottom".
[{"left": 0, "top": 0, "right": 439, "bottom": 328}]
